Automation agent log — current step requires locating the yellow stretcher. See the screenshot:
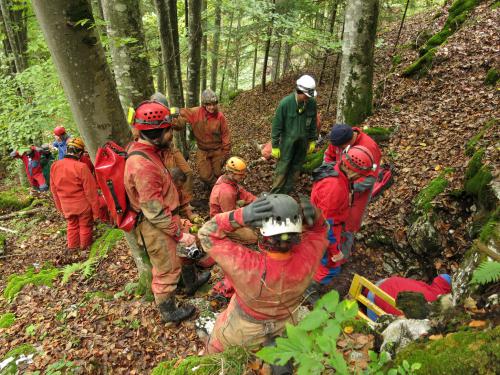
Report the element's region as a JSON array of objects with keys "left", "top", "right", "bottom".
[{"left": 348, "top": 274, "right": 402, "bottom": 322}]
